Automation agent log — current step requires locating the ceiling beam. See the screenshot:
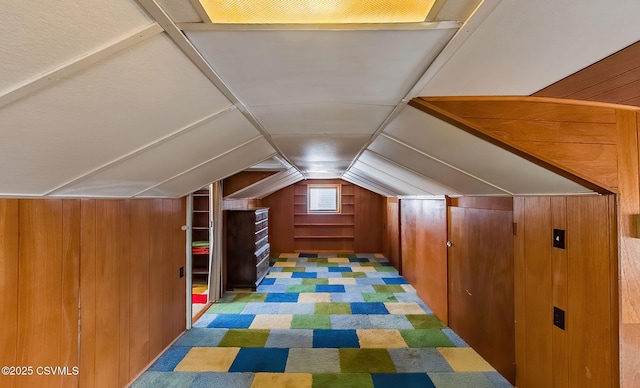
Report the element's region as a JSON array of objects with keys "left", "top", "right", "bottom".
[
  {"left": 0, "top": 23, "right": 163, "bottom": 109},
  {"left": 178, "top": 21, "right": 460, "bottom": 31},
  {"left": 344, "top": 0, "right": 503, "bottom": 176}
]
